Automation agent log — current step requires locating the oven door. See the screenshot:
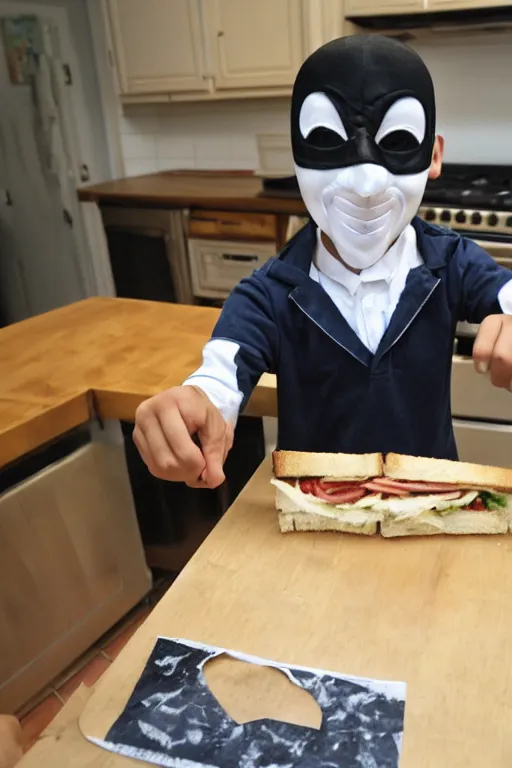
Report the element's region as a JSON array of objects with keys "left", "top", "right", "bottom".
[{"left": 453, "top": 419, "right": 512, "bottom": 468}]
